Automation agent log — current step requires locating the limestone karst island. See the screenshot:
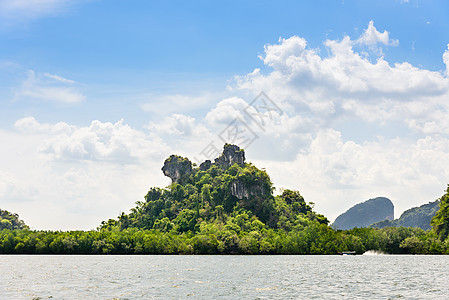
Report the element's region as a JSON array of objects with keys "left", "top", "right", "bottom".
[{"left": 1, "top": 144, "right": 449, "bottom": 254}]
